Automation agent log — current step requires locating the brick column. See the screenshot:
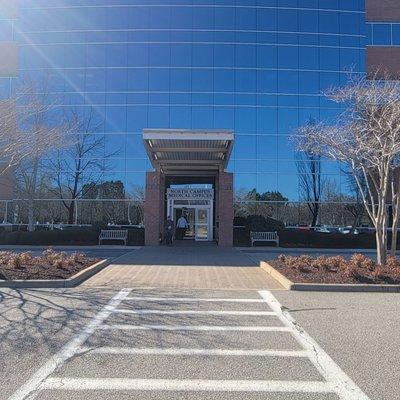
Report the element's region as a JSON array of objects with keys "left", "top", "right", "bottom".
[
  {"left": 144, "top": 171, "right": 165, "bottom": 246},
  {"left": 217, "top": 171, "right": 233, "bottom": 247}
]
